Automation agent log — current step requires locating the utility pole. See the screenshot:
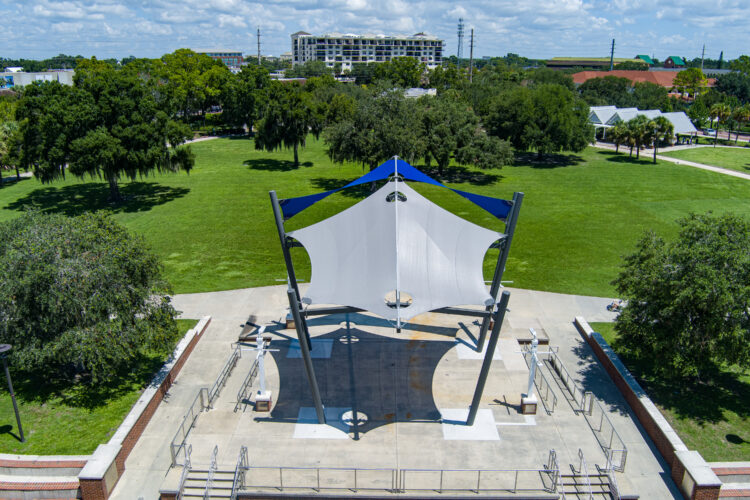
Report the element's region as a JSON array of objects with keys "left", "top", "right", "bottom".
[
  {"left": 468, "top": 28, "right": 474, "bottom": 82},
  {"left": 609, "top": 38, "right": 615, "bottom": 71},
  {"left": 701, "top": 44, "right": 705, "bottom": 70},
  {"left": 457, "top": 18, "right": 465, "bottom": 69},
  {"left": 257, "top": 27, "right": 261, "bottom": 65}
]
